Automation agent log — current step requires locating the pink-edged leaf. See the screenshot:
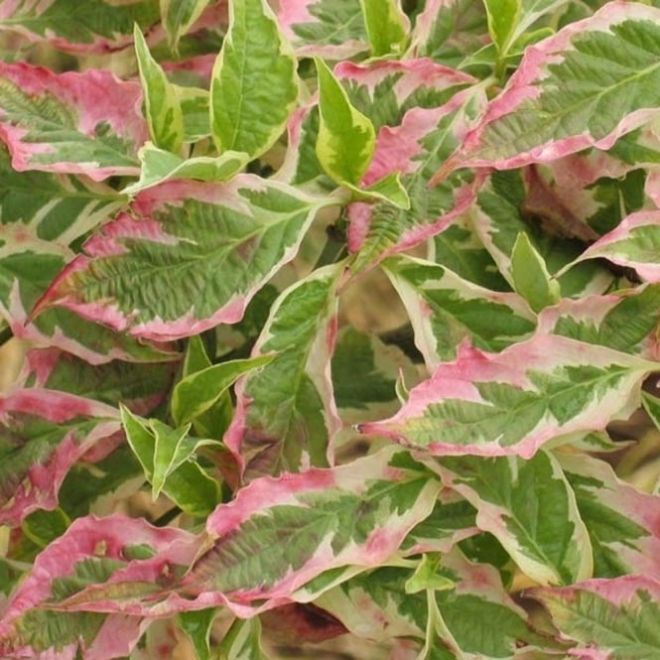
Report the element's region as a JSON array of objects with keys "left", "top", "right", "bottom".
[
  {"left": 225, "top": 265, "right": 342, "bottom": 480},
  {"left": 34, "top": 178, "right": 331, "bottom": 341},
  {"left": 436, "top": 2, "right": 660, "bottom": 178},
  {"left": 538, "top": 284, "right": 660, "bottom": 360},
  {"left": 0, "top": 63, "right": 147, "bottom": 180},
  {"left": 0, "top": 389, "right": 120, "bottom": 526},
  {"left": 337, "top": 58, "right": 475, "bottom": 130},
  {"left": 19, "top": 347, "right": 178, "bottom": 415},
  {"left": 436, "top": 451, "right": 593, "bottom": 585},
  {"left": 0, "top": 514, "right": 200, "bottom": 658},
  {"left": 182, "top": 447, "right": 440, "bottom": 611},
  {"left": 530, "top": 576, "right": 660, "bottom": 657},
  {"left": 359, "top": 334, "right": 653, "bottom": 458},
  {"left": 471, "top": 171, "right": 614, "bottom": 298},
  {"left": 317, "top": 548, "right": 546, "bottom": 655},
  {"left": 557, "top": 453, "right": 660, "bottom": 580},
  {"left": 0, "top": 0, "right": 160, "bottom": 53},
  {"left": 563, "top": 210, "right": 660, "bottom": 284},
  {"left": 348, "top": 85, "right": 488, "bottom": 271},
  {"left": 276, "top": 0, "right": 368, "bottom": 60},
  {"left": 410, "top": 0, "right": 488, "bottom": 69},
  {"left": 384, "top": 254, "right": 536, "bottom": 368},
  {"left": 399, "top": 489, "right": 478, "bottom": 556}
]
